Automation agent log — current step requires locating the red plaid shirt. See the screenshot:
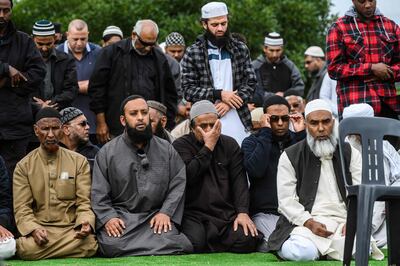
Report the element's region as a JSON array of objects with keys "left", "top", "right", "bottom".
[{"left": 327, "top": 9, "right": 400, "bottom": 118}]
